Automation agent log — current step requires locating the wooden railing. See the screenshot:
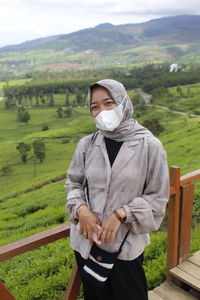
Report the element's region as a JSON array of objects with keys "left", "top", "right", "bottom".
[
  {"left": 167, "top": 167, "right": 200, "bottom": 272},
  {"left": 0, "top": 166, "right": 200, "bottom": 300}
]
